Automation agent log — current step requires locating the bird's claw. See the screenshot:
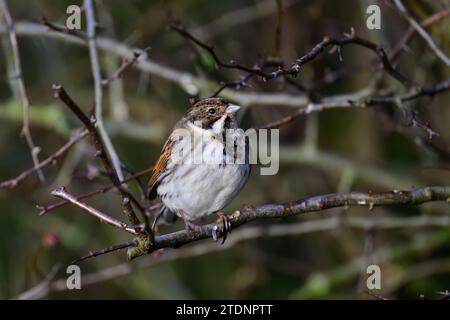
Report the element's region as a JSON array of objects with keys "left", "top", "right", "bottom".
[
  {"left": 212, "top": 213, "right": 231, "bottom": 244},
  {"left": 212, "top": 225, "right": 219, "bottom": 242}
]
